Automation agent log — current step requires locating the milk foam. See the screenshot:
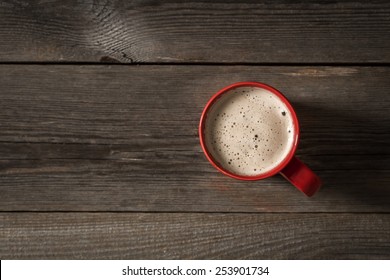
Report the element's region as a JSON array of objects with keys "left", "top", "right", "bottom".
[{"left": 204, "top": 87, "right": 295, "bottom": 176}]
